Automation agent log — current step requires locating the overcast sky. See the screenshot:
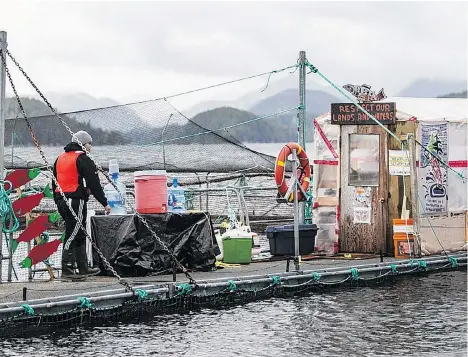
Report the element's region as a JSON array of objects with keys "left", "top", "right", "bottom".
[{"left": 0, "top": 1, "right": 466, "bottom": 111}]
